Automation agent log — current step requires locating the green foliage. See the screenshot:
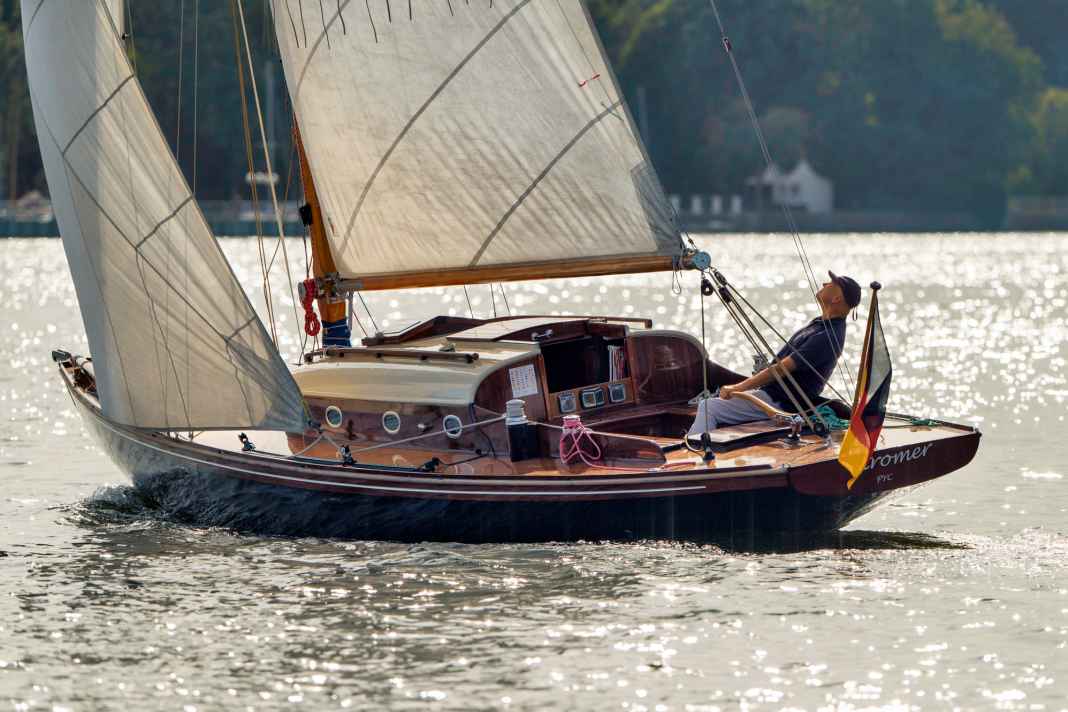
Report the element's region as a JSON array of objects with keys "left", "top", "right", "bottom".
[
  {"left": 591, "top": 0, "right": 1046, "bottom": 226},
  {"left": 0, "top": 0, "right": 1065, "bottom": 224},
  {"left": 985, "top": 0, "right": 1068, "bottom": 86},
  {"left": 0, "top": 7, "right": 34, "bottom": 200},
  {"left": 1026, "top": 88, "right": 1068, "bottom": 194}
]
